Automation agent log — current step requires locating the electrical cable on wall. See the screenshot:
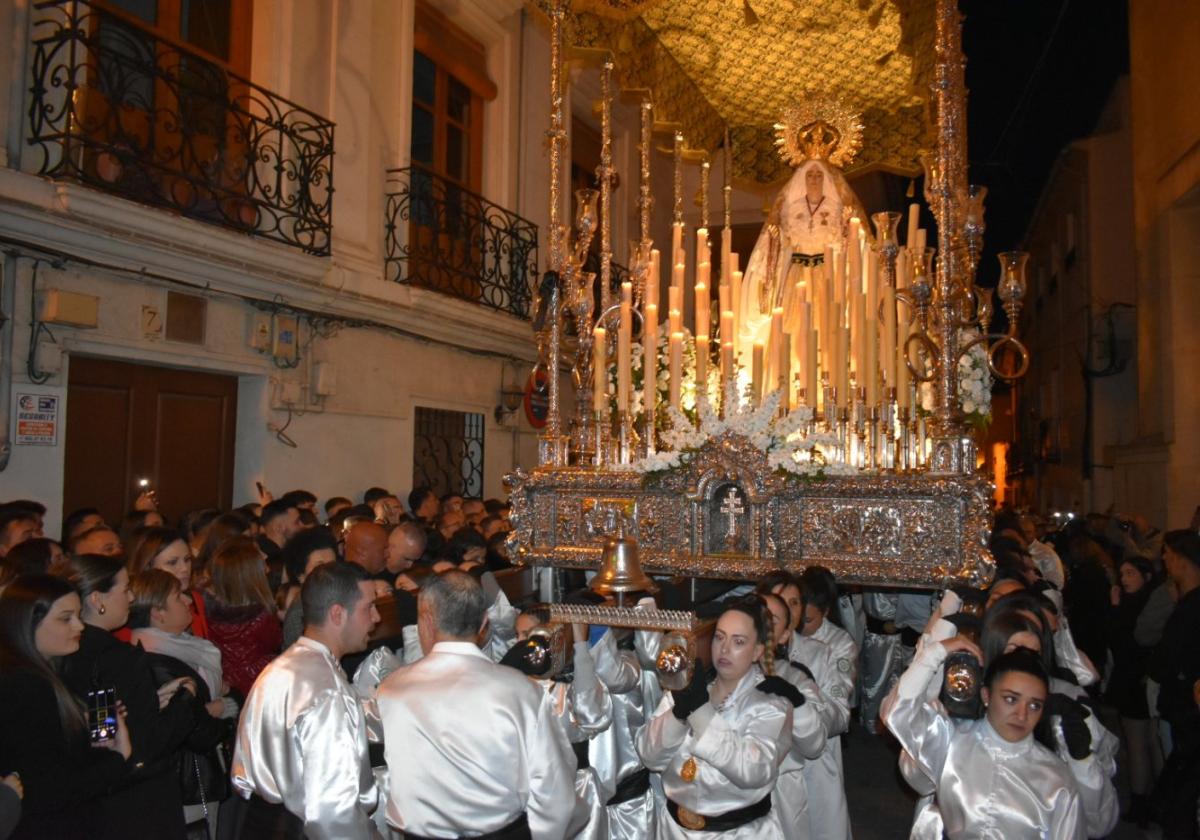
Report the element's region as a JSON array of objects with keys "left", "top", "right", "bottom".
[{"left": 0, "top": 235, "right": 535, "bottom": 369}]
